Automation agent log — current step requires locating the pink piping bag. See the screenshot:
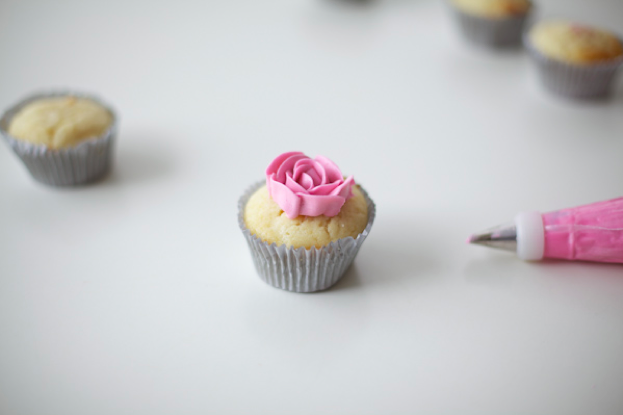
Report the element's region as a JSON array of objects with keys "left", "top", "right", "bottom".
[{"left": 468, "top": 197, "right": 623, "bottom": 264}]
